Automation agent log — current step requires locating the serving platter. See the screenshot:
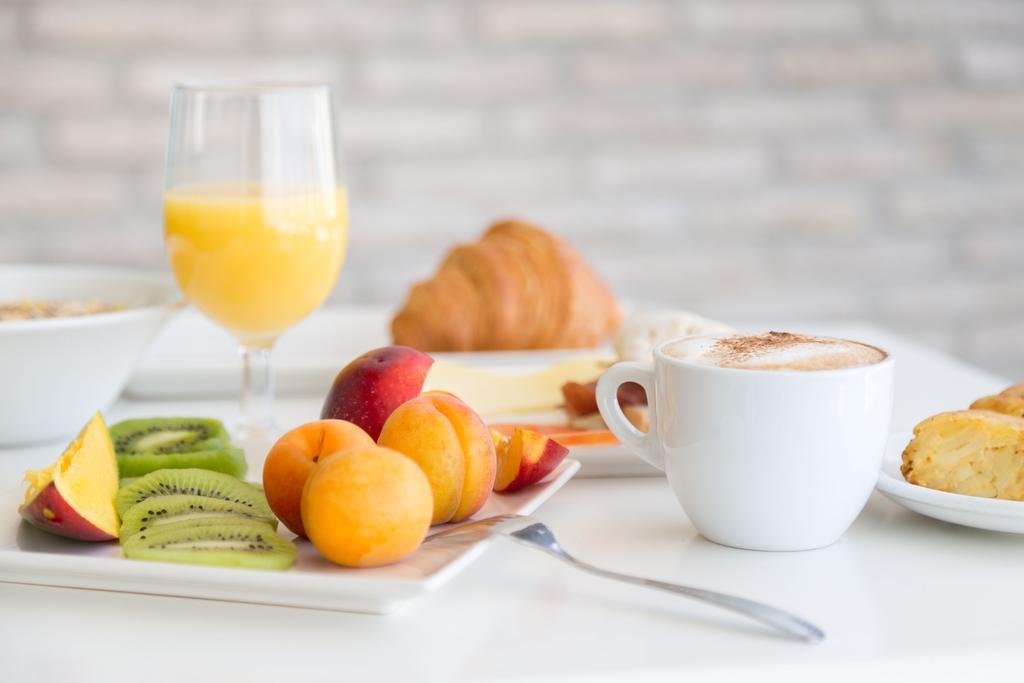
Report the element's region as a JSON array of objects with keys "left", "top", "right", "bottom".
[
  {"left": 0, "top": 460, "right": 579, "bottom": 614},
  {"left": 877, "top": 435, "right": 1024, "bottom": 534}
]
